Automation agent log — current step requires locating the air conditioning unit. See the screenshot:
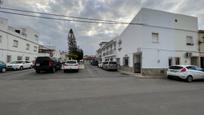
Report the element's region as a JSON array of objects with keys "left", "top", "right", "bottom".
[{"left": 185, "top": 52, "right": 192, "bottom": 58}]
